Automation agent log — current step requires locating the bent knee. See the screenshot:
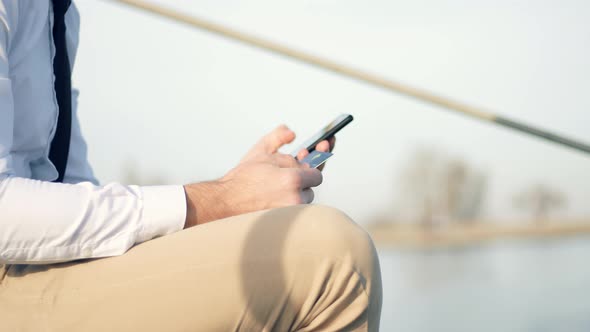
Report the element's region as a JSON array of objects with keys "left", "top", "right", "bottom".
[{"left": 287, "top": 205, "right": 378, "bottom": 267}]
